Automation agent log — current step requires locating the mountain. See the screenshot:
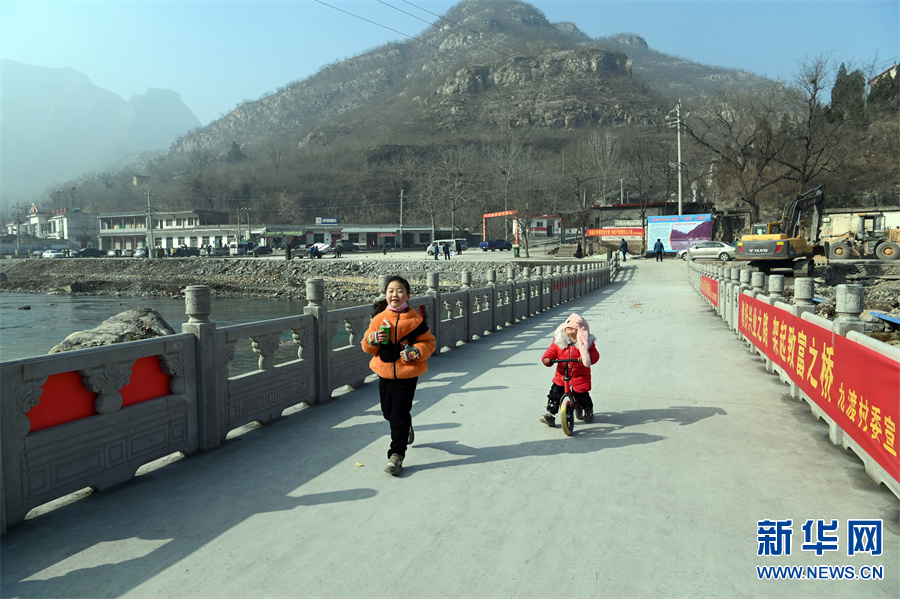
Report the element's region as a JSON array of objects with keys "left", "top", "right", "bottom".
[
  {"left": 0, "top": 60, "right": 201, "bottom": 200},
  {"left": 169, "top": 0, "right": 769, "bottom": 157}
]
